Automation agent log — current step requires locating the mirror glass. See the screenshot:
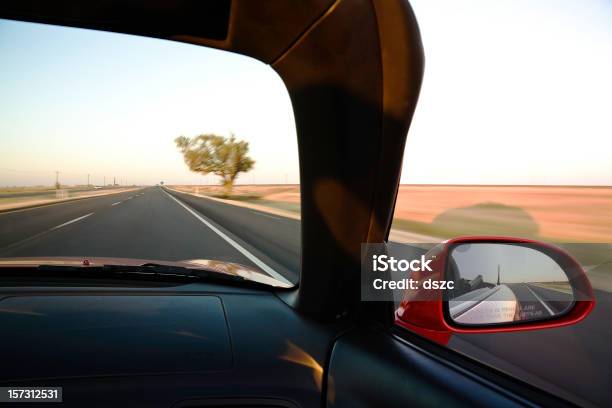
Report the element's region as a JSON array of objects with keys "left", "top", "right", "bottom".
[{"left": 446, "top": 243, "right": 574, "bottom": 326}]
